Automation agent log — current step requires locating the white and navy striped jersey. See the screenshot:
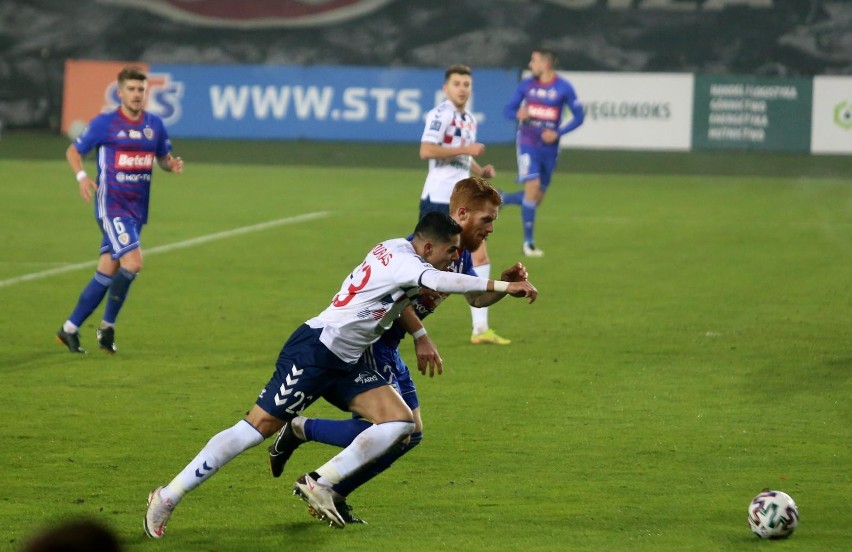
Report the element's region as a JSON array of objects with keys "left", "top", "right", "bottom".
[
  {"left": 419, "top": 99, "right": 478, "bottom": 204},
  {"left": 306, "top": 238, "right": 435, "bottom": 363}
]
